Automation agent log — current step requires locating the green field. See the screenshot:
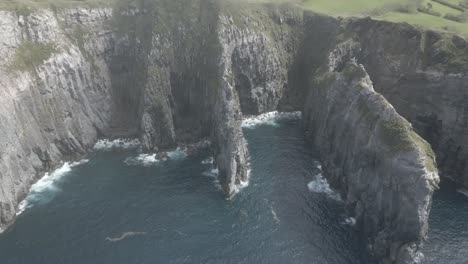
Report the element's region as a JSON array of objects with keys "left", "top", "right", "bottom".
[
  {"left": 1, "top": 0, "right": 468, "bottom": 35},
  {"left": 0, "top": 0, "right": 115, "bottom": 10},
  {"left": 301, "top": 0, "right": 468, "bottom": 35}
]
